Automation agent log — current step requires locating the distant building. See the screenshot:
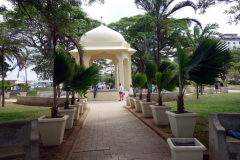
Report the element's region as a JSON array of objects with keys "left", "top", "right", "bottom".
[{"left": 221, "top": 34, "right": 240, "bottom": 49}]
